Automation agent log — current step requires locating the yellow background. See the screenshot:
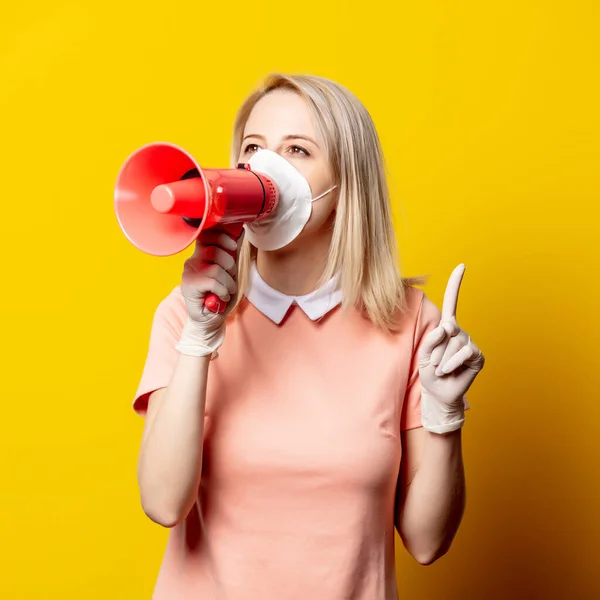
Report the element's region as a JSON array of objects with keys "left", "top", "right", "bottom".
[{"left": 1, "top": 1, "right": 598, "bottom": 598}]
